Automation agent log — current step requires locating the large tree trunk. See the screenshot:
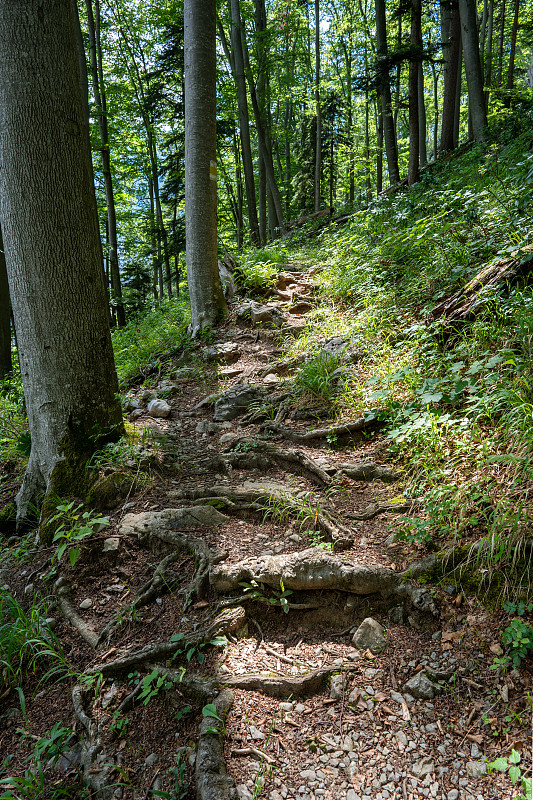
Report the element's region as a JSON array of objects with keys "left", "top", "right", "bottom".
[
  {"left": 184, "top": 0, "right": 226, "bottom": 333},
  {"left": 0, "top": 225, "right": 12, "bottom": 380},
  {"left": 228, "top": 0, "right": 260, "bottom": 245},
  {"left": 408, "top": 0, "right": 422, "bottom": 185},
  {"left": 85, "top": 0, "right": 126, "bottom": 326},
  {"left": 418, "top": 64, "right": 427, "bottom": 167},
  {"left": 314, "top": 0, "right": 322, "bottom": 212},
  {"left": 375, "top": 0, "right": 400, "bottom": 185},
  {"left": 440, "top": 0, "right": 462, "bottom": 152},
  {"left": 505, "top": 0, "right": 520, "bottom": 98},
  {"left": 0, "top": 0, "right": 124, "bottom": 532},
  {"left": 459, "top": 0, "right": 488, "bottom": 141}
]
